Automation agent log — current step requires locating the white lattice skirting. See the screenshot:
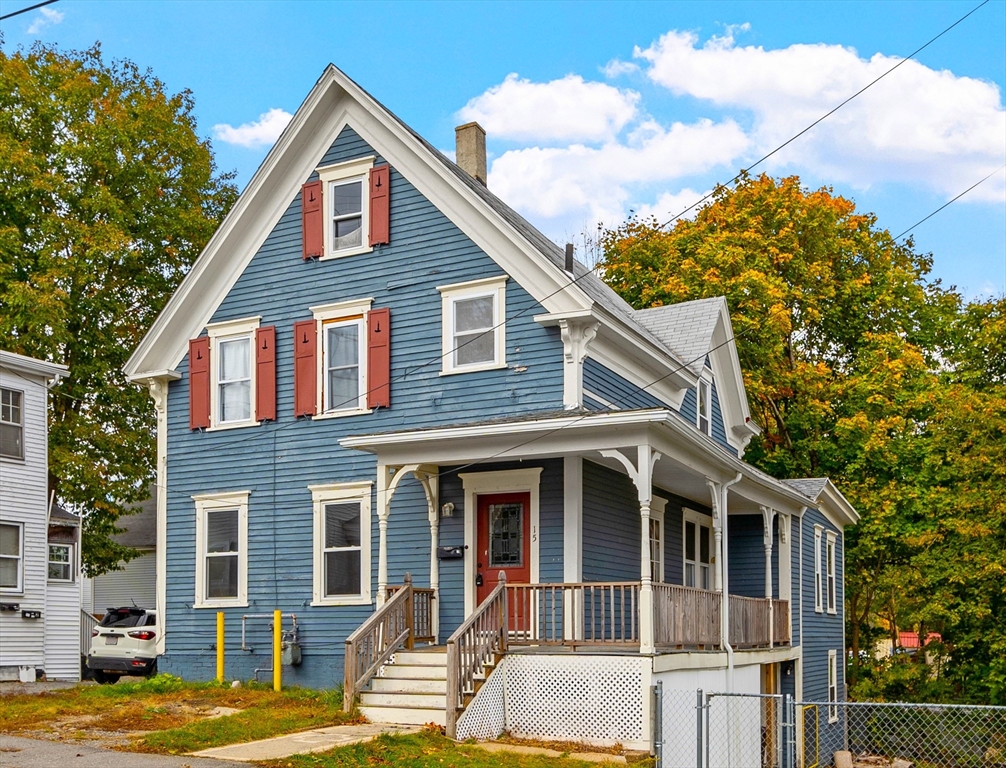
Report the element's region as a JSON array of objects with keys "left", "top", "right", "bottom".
[{"left": 455, "top": 654, "right": 648, "bottom": 749}]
